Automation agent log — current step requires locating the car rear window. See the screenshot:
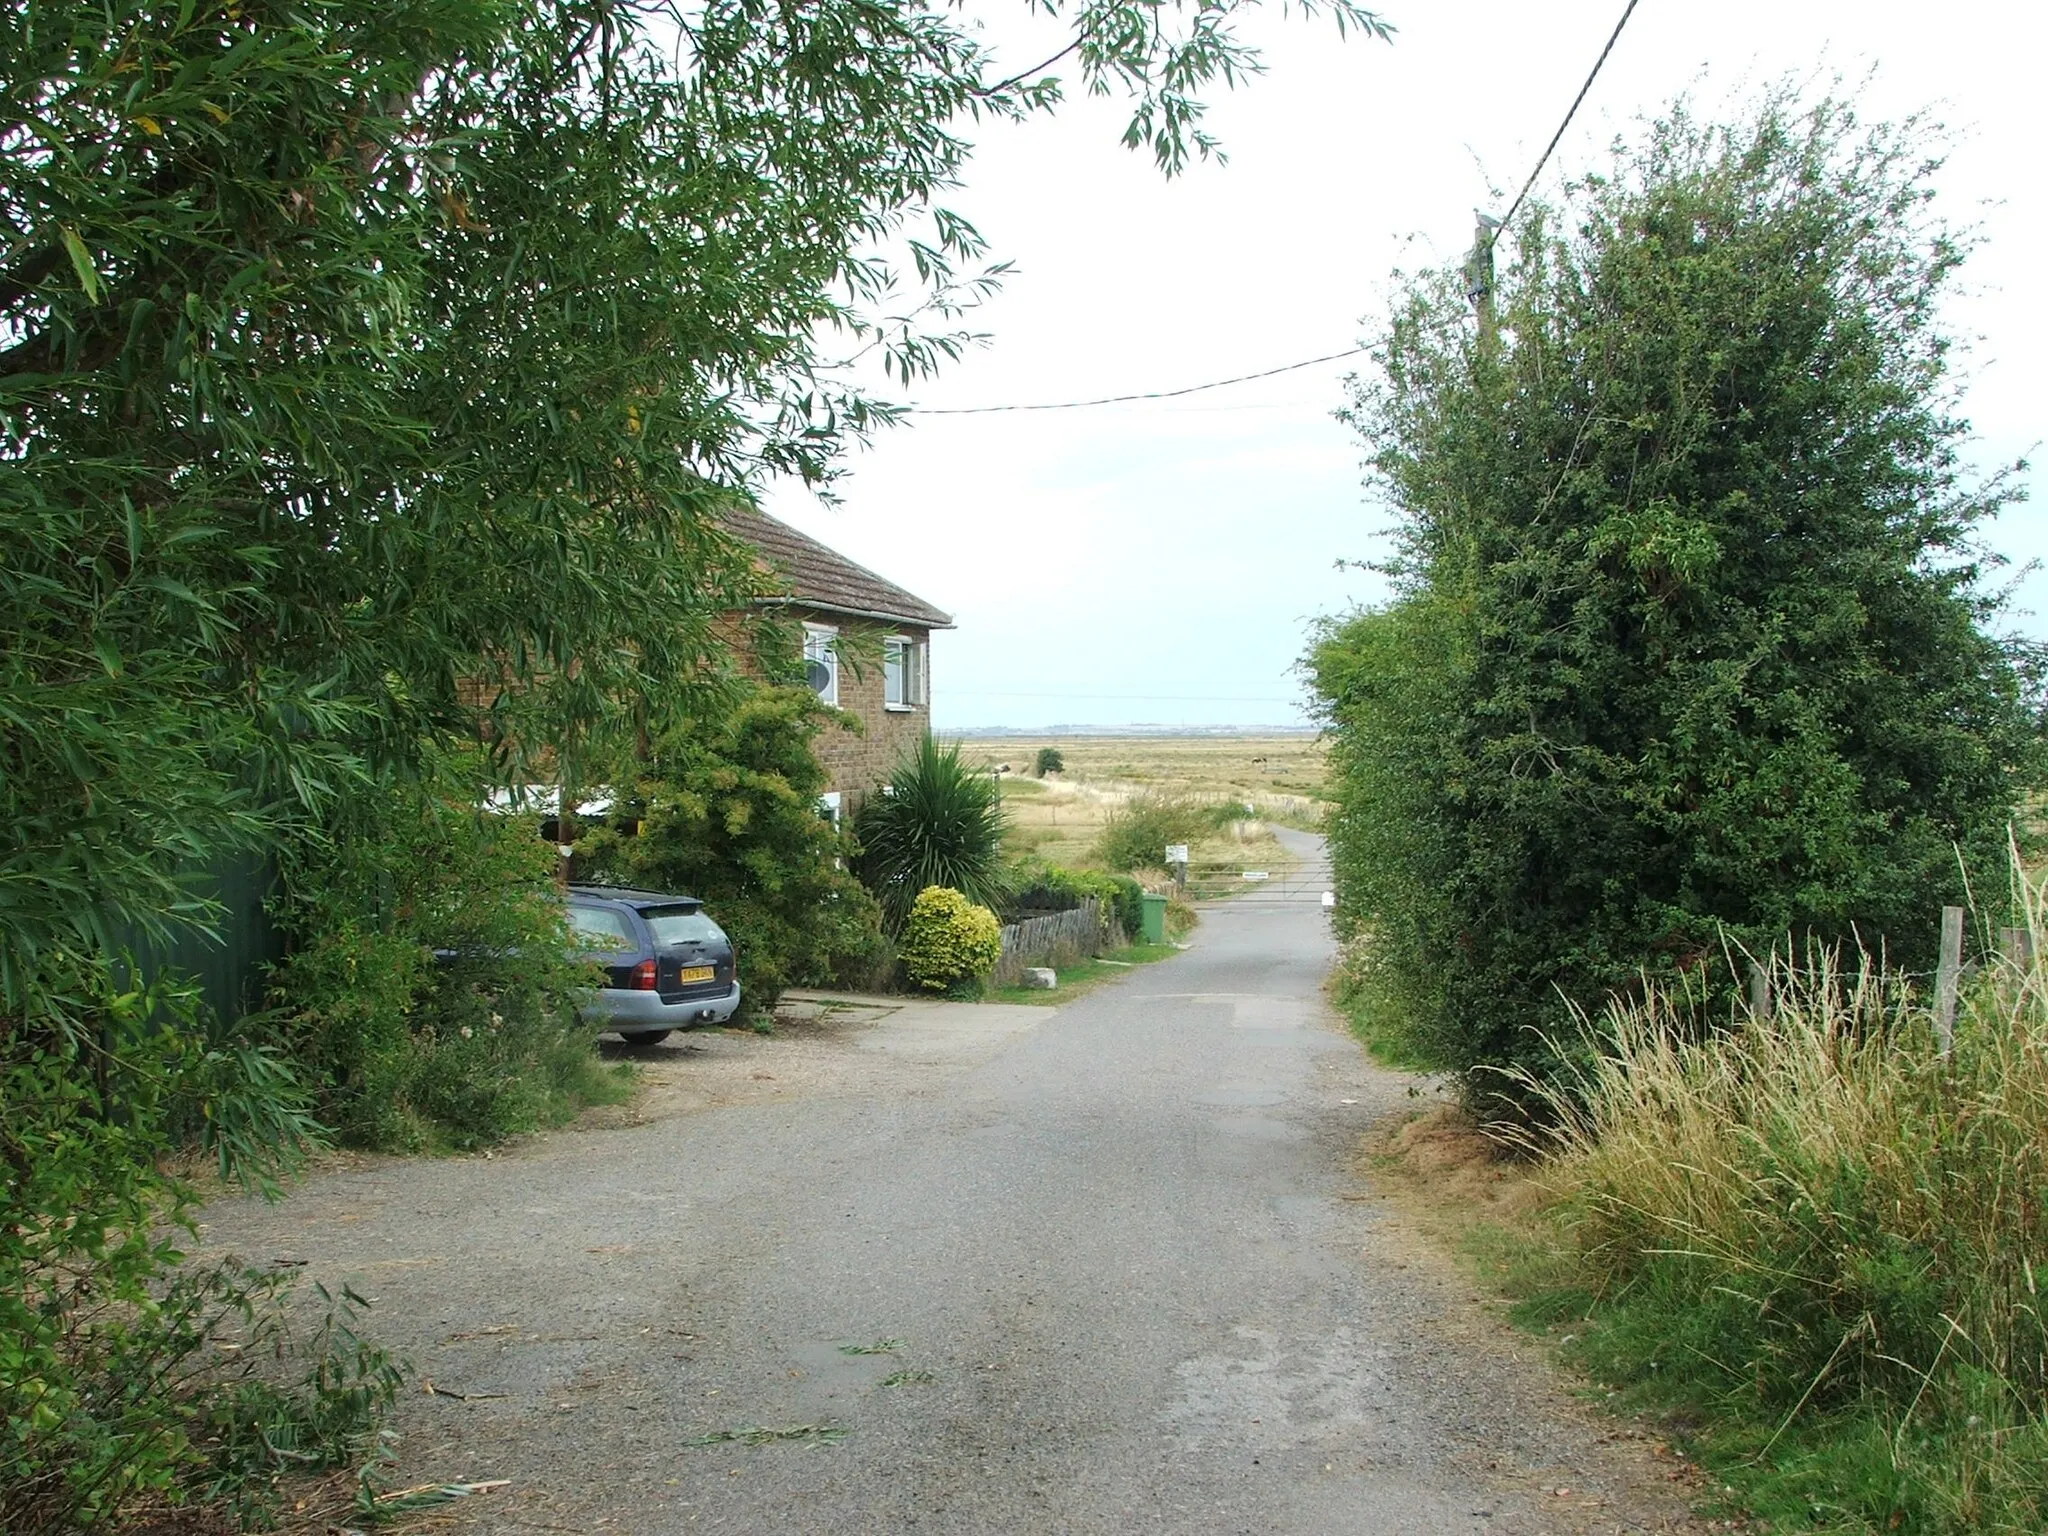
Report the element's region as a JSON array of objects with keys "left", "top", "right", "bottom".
[
  {"left": 642, "top": 907, "right": 723, "bottom": 946},
  {"left": 567, "top": 904, "right": 636, "bottom": 949}
]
